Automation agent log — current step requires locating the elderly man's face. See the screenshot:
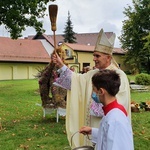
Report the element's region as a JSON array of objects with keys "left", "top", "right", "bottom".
[{"left": 93, "top": 52, "right": 111, "bottom": 69}]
